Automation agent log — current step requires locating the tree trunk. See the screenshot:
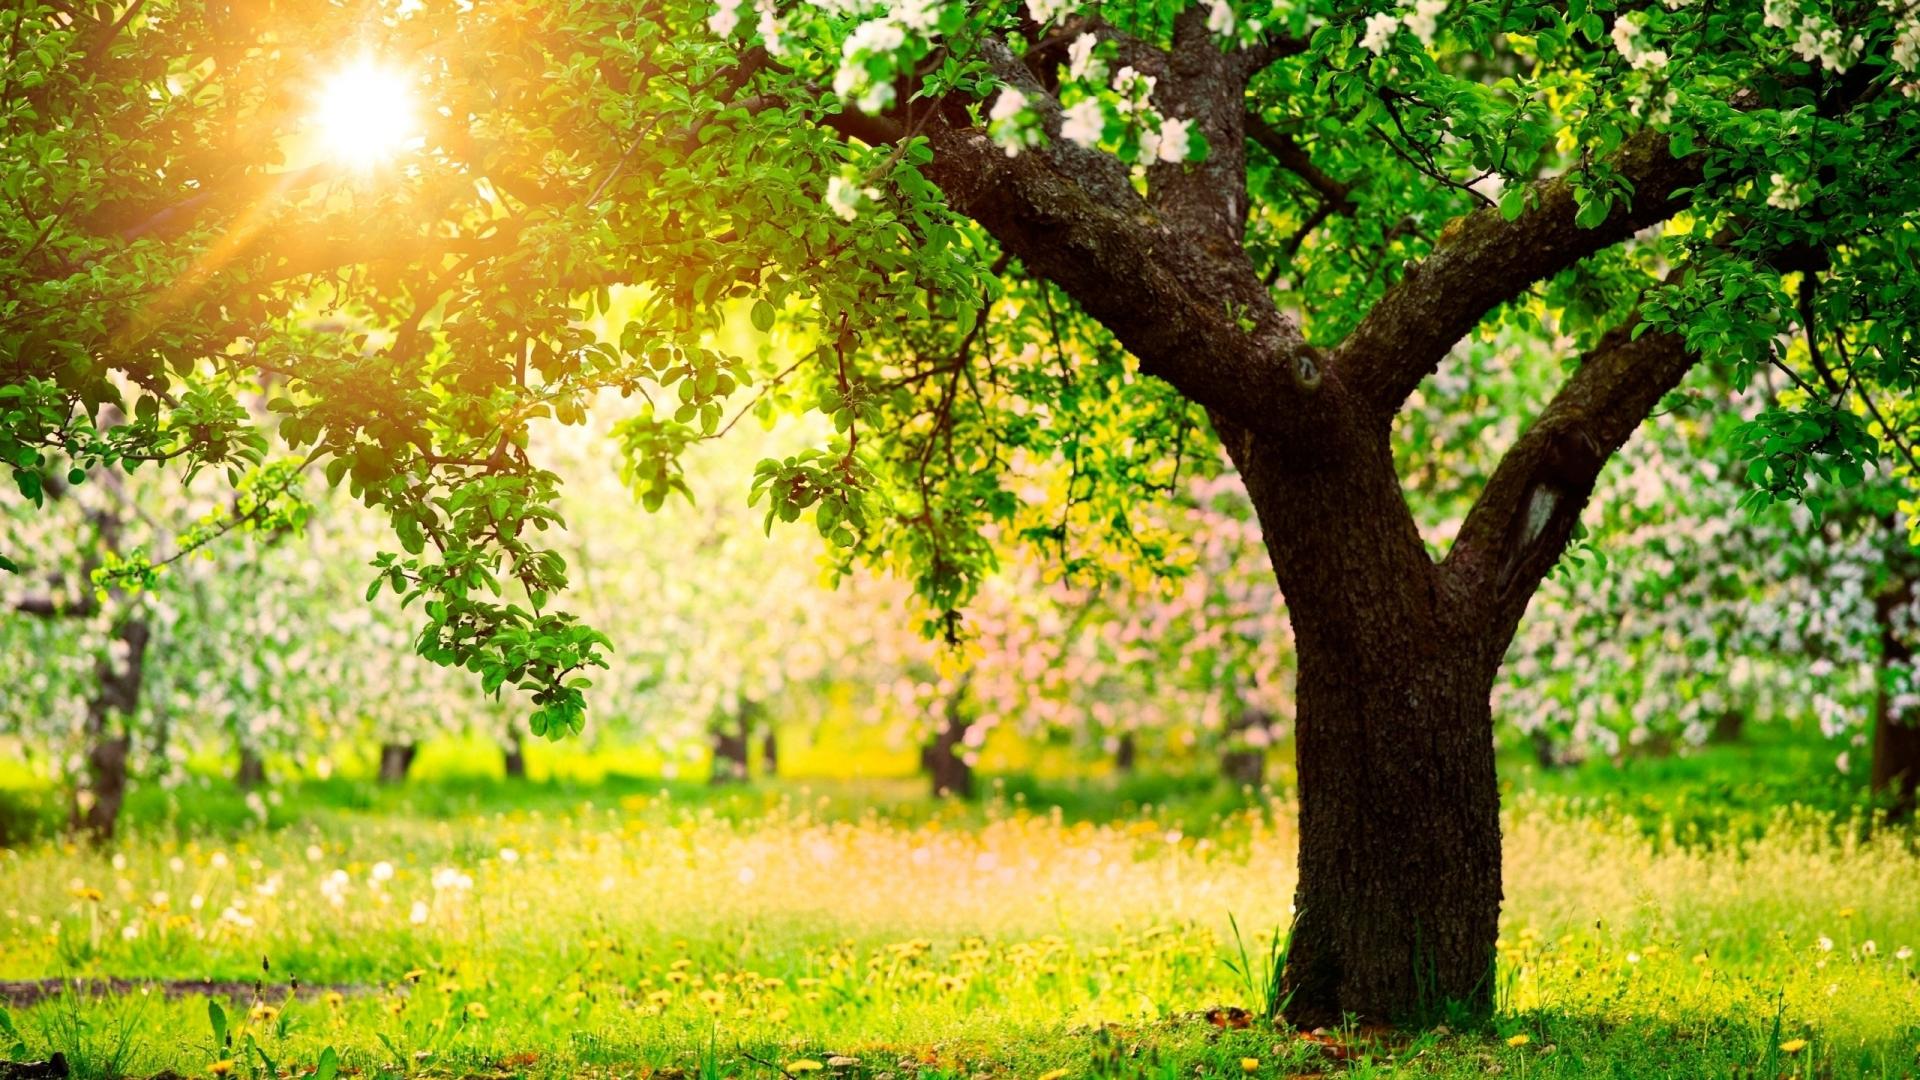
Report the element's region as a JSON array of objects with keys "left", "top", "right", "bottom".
[
  {"left": 1113, "top": 731, "right": 1137, "bottom": 774},
  {"left": 502, "top": 735, "right": 527, "bottom": 780},
  {"left": 69, "top": 619, "right": 149, "bottom": 843},
  {"left": 761, "top": 726, "right": 779, "bottom": 777},
  {"left": 1281, "top": 646, "right": 1502, "bottom": 1027},
  {"left": 1709, "top": 710, "right": 1746, "bottom": 744},
  {"left": 1873, "top": 580, "right": 1920, "bottom": 813},
  {"left": 923, "top": 690, "right": 974, "bottom": 799},
  {"left": 1219, "top": 706, "right": 1267, "bottom": 787},
  {"left": 235, "top": 745, "right": 266, "bottom": 789},
  {"left": 377, "top": 742, "right": 417, "bottom": 784},
  {"left": 710, "top": 710, "right": 749, "bottom": 785},
  {"left": 1227, "top": 421, "right": 1507, "bottom": 1027}
]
